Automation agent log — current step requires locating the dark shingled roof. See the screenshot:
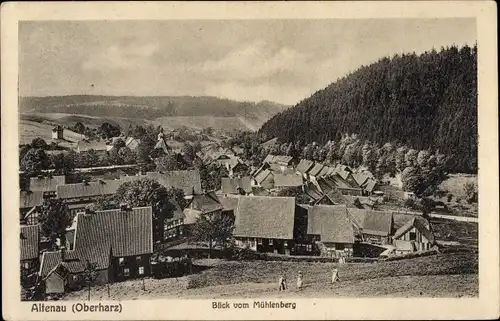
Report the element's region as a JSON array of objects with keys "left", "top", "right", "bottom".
[
  {"left": 362, "top": 211, "right": 393, "bottom": 236},
  {"left": 219, "top": 195, "right": 241, "bottom": 212},
  {"left": 273, "top": 174, "right": 303, "bottom": 188},
  {"left": 346, "top": 209, "right": 393, "bottom": 236},
  {"left": 39, "top": 250, "right": 85, "bottom": 277},
  {"left": 296, "top": 159, "right": 315, "bottom": 174},
  {"left": 307, "top": 205, "right": 354, "bottom": 243},
  {"left": 20, "top": 225, "right": 39, "bottom": 261},
  {"left": 29, "top": 176, "right": 66, "bottom": 192},
  {"left": 188, "top": 191, "right": 223, "bottom": 213},
  {"left": 57, "top": 179, "right": 123, "bottom": 199},
  {"left": 121, "top": 170, "right": 202, "bottom": 195},
  {"left": 70, "top": 206, "right": 153, "bottom": 270},
  {"left": 20, "top": 191, "right": 44, "bottom": 208},
  {"left": 304, "top": 182, "right": 323, "bottom": 201},
  {"left": 234, "top": 196, "right": 296, "bottom": 239},
  {"left": 221, "top": 177, "right": 252, "bottom": 194},
  {"left": 166, "top": 200, "right": 185, "bottom": 223}
]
